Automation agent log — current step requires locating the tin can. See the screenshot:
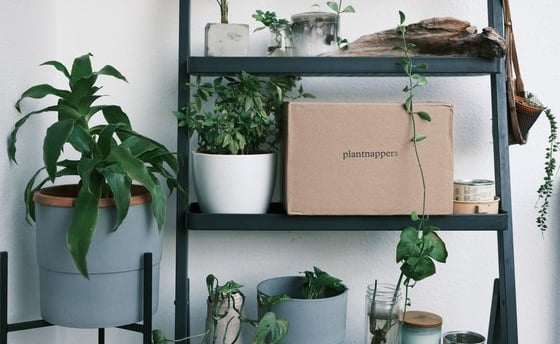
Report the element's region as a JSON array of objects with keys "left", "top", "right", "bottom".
[
  {"left": 443, "top": 331, "right": 485, "bottom": 344},
  {"left": 453, "top": 179, "right": 495, "bottom": 202}
]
